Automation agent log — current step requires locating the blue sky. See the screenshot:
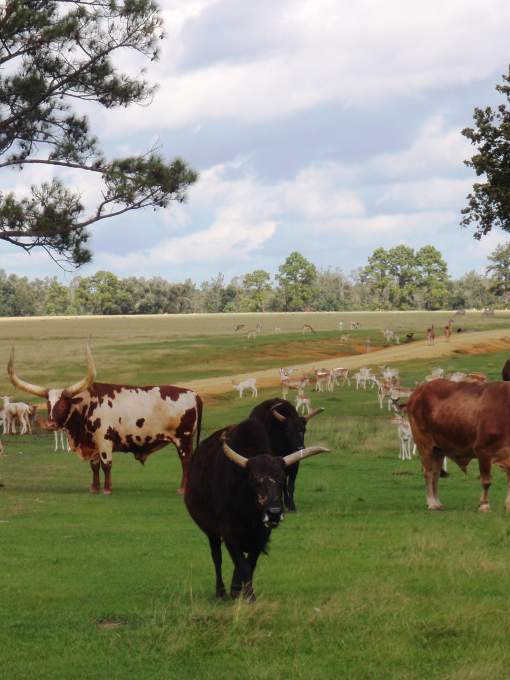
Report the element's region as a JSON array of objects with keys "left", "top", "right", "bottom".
[{"left": 2, "top": 0, "right": 510, "bottom": 283}]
